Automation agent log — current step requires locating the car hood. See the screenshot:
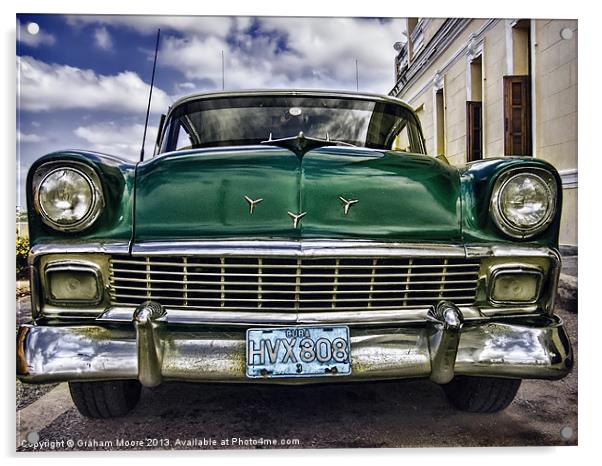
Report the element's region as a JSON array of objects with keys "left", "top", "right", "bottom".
[{"left": 133, "top": 146, "right": 462, "bottom": 242}]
